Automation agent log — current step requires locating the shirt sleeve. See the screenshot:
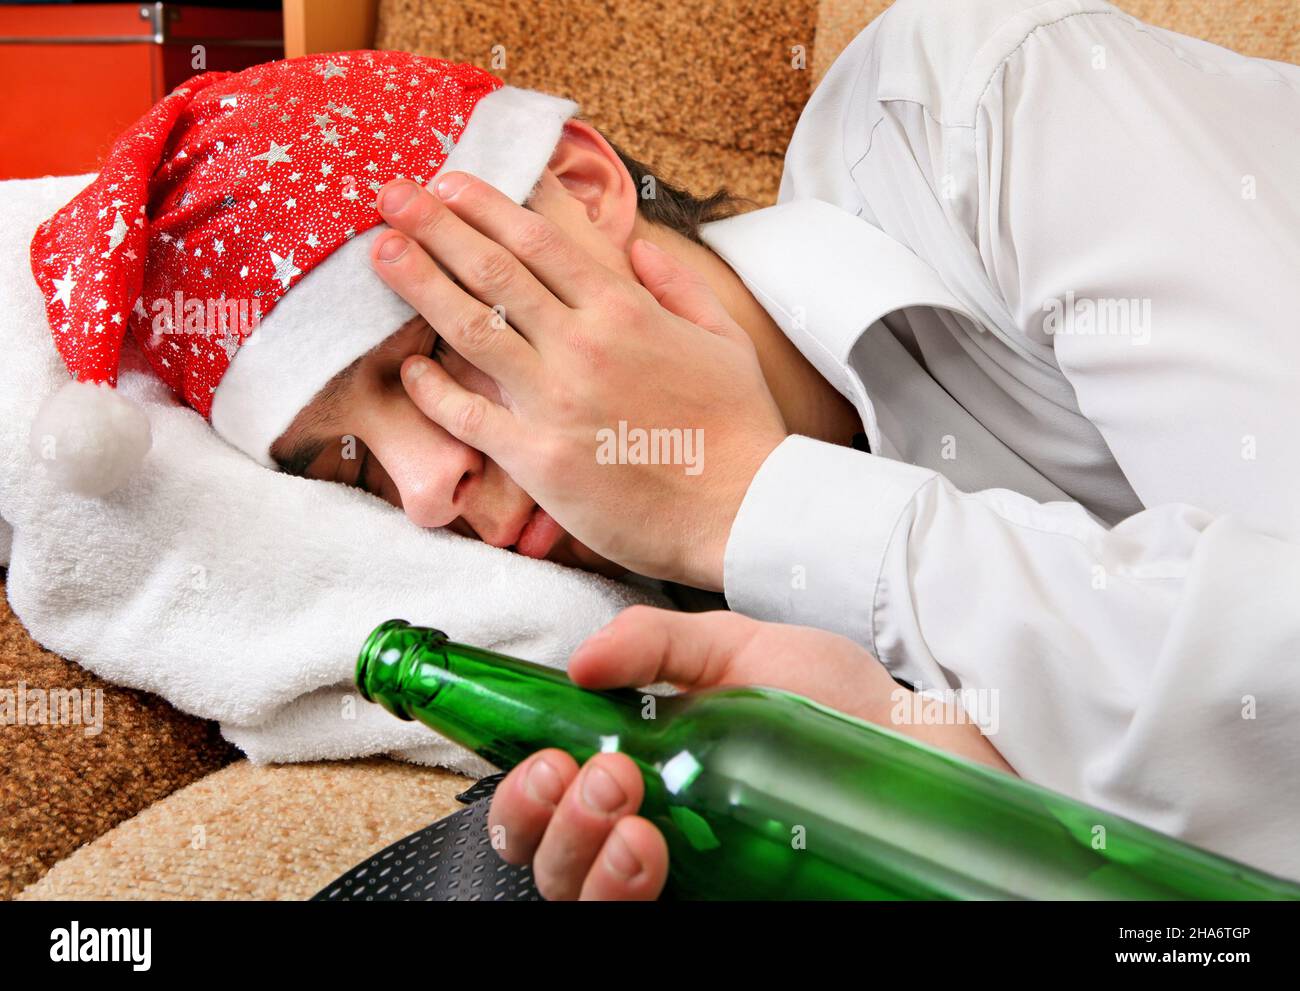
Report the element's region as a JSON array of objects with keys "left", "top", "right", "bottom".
[{"left": 723, "top": 434, "right": 1300, "bottom": 880}]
